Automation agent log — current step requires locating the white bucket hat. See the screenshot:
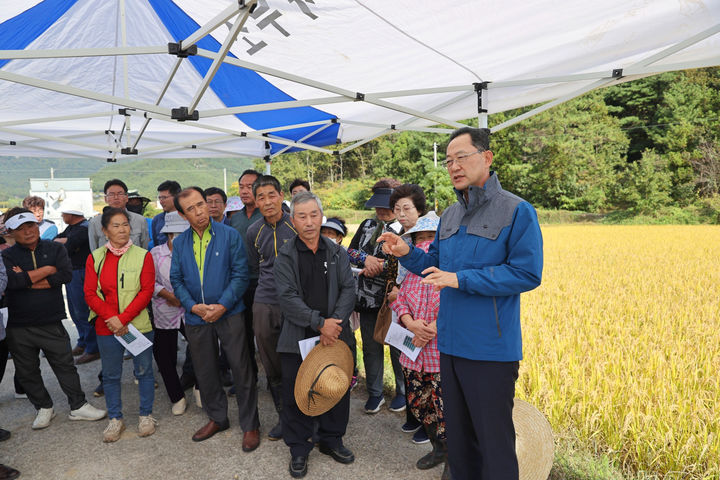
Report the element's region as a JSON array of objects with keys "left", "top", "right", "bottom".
[
  {"left": 59, "top": 199, "right": 85, "bottom": 217},
  {"left": 161, "top": 211, "right": 190, "bottom": 234}
]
